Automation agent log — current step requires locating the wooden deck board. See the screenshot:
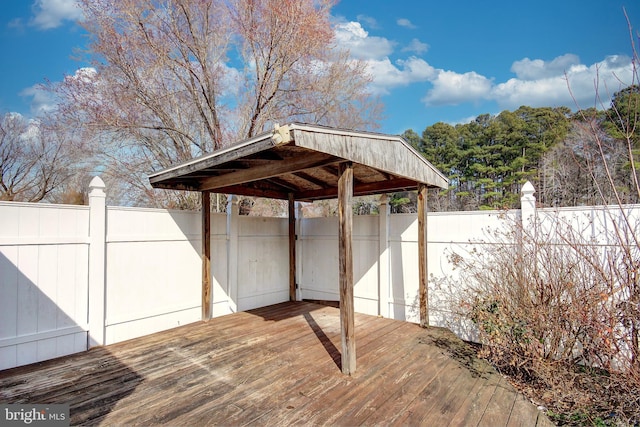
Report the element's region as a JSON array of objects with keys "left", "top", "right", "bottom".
[{"left": 0, "top": 301, "right": 550, "bottom": 426}]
